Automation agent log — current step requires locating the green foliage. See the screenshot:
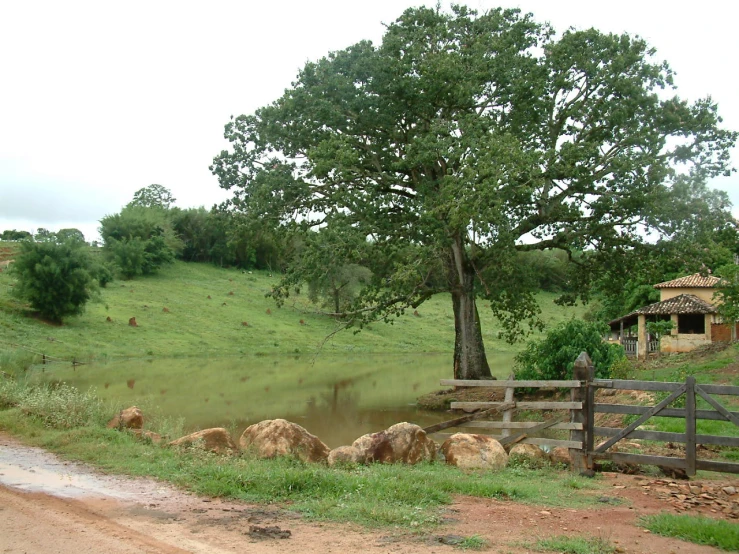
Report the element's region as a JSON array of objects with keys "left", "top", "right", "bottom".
[
  {"left": 586, "top": 175, "right": 737, "bottom": 323},
  {"left": 212, "top": 5, "right": 735, "bottom": 379},
  {"left": 11, "top": 239, "right": 97, "bottom": 323},
  {"left": 0, "top": 229, "right": 32, "bottom": 241},
  {"left": 56, "top": 228, "right": 86, "bottom": 243},
  {"left": 514, "top": 319, "right": 625, "bottom": 380},
  {"left": 715, "top": 264, "right": 739, "bottom": 332},
  {"left": 129, "top": 184, "right": 176, "bottom": 210},
  {"left": 641, "top": 513, "right": 739, "bottom": 551},
  {"left": 646, "top": 319, "right": 675, "bottom": 340},
  {"left": 608, "top": 357, "right": 634, "bottom": 380},
  {"left": 100, "top": 205, "right": 179, "bottom": 278},
  {"left": 273, "top": 224, "right": 373, "bottom": 314}
]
